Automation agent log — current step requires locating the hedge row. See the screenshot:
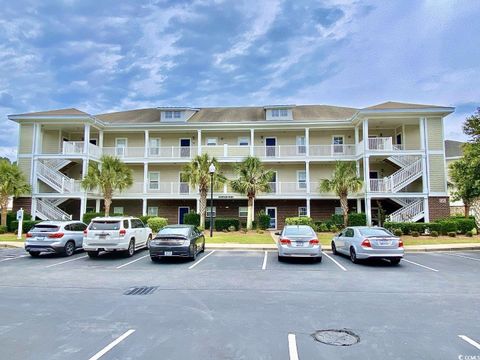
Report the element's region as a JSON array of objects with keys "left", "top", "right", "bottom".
[
  {"left": 3, "top": 211, "right": 32, "bottom": 232},
  {"left": 205, "top": 218, "right": 240, "bottom": 231},
  {"left": 11, "top": 220, "right": 42, "bottom": 233},
  {"left": 384, "top": 217, "right": 476, "bottom": 235}
]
